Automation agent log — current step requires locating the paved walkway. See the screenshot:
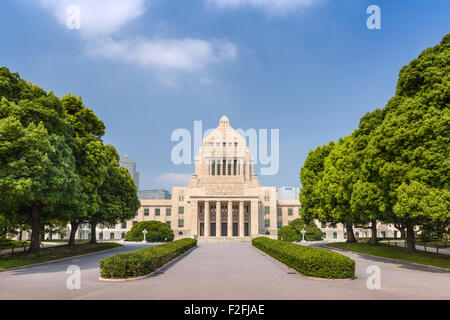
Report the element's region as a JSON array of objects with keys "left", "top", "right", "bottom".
[{"left": 0, "top": 242, "right": 448, "bottom": 299}]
